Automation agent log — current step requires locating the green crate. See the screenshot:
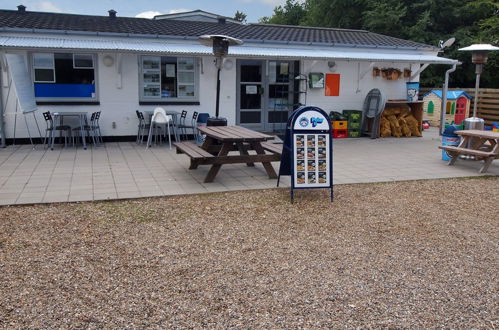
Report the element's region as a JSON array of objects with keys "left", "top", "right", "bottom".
[
  {"left": 329, "top": 111, "right": 347, "bottom": 121},
  {"left": 343, "top": 110, "right": 363, "bottom": 123},
  {"left": 348, "top": 122, "right": 361, "bottom": 130},
  {"left": 348, "top": 129, "right": 361, "bottom": 138}
]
